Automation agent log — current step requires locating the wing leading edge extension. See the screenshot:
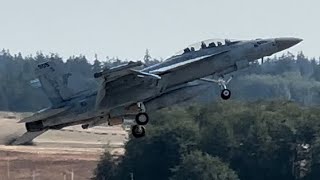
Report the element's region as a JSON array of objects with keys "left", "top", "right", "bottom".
[{"left": 149, "top": 50, "right": 229, "bottom": 75}]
